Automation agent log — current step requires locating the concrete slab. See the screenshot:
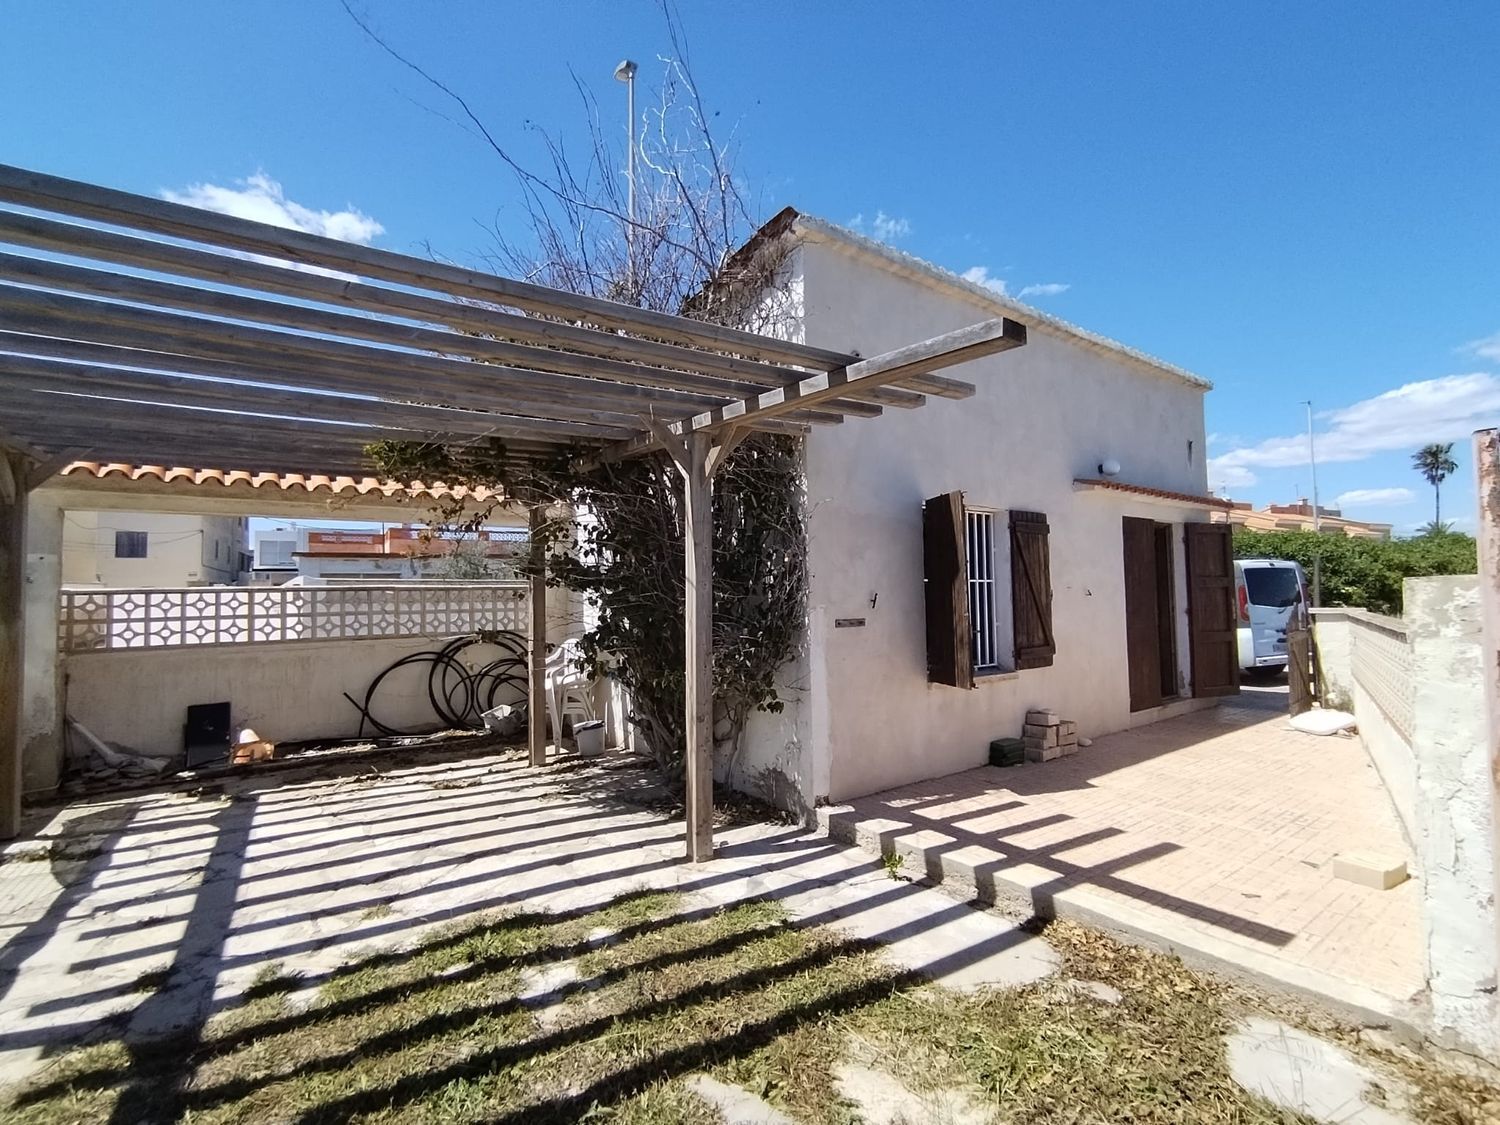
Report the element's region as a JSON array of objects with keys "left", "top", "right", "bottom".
[
  {"left": 1227, "top": 1016, "right": 1413, "bottom": 1124},
  {"left": 683, "top": 1074, "right": 795, "bottom": 1124},
  {"left": 833, "top": 1061, "right": 989, "bottom": 1125}
]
